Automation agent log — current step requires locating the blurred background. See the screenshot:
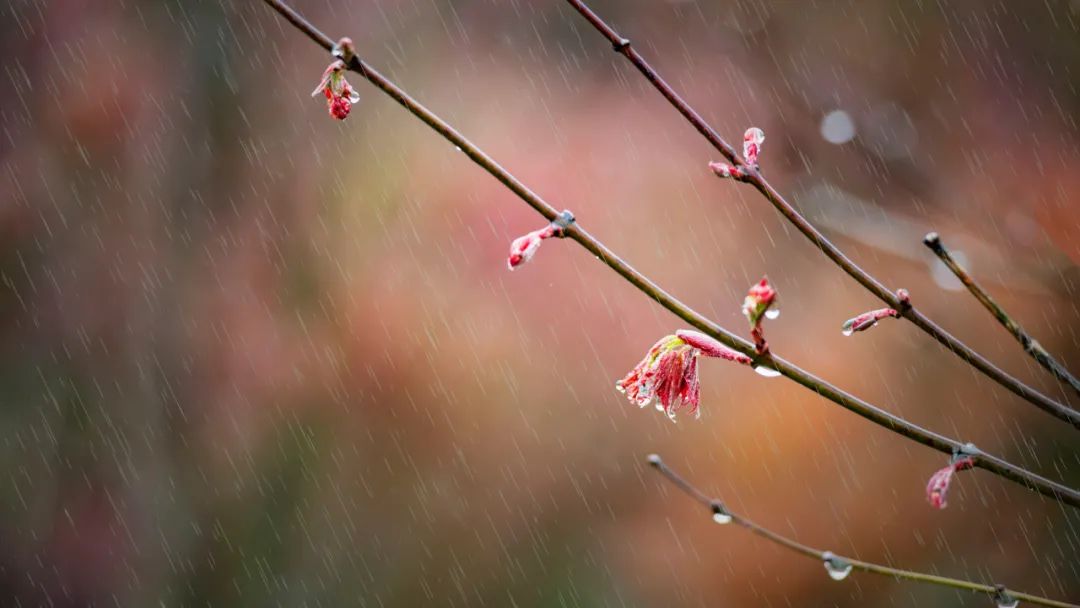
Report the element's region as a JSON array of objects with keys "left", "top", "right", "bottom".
[{"left": 2, "top": 0, "right": 1080, "bottom": 605}]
